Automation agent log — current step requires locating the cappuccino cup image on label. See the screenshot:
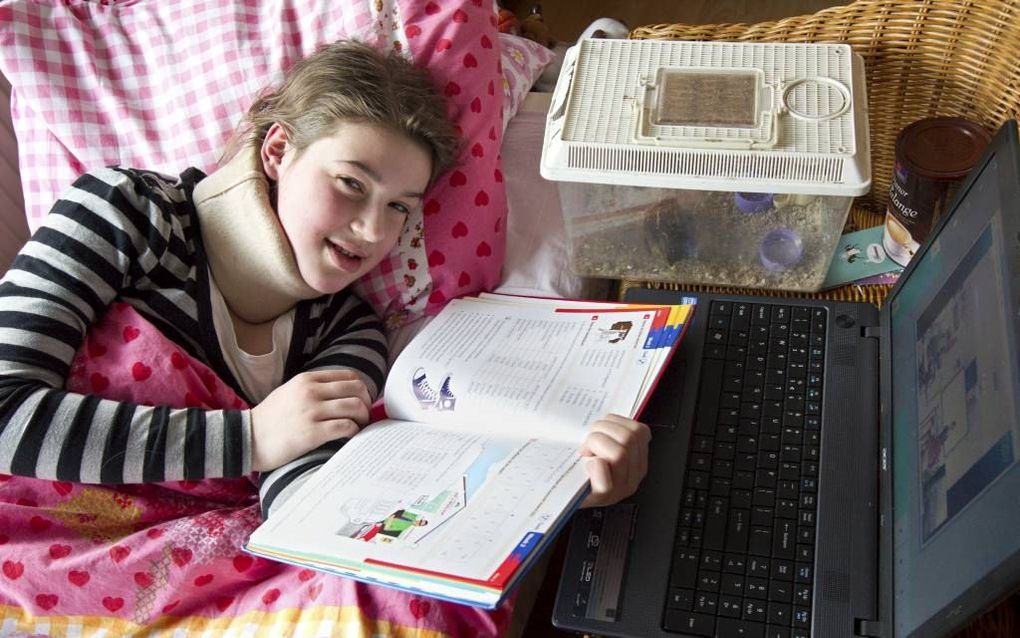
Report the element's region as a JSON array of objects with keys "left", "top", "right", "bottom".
[{"left": 882, "top": 212, "right": 920, "bottom": 266}]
